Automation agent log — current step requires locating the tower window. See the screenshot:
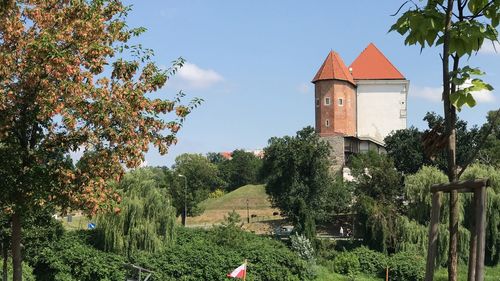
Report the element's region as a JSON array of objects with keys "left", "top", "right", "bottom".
[
  {"left": 316, "top": 98, "right": 319, "bottom": 107},
  {"left": 325, "top": 119, "right": 330, "bottom": 127},
  {"left": 325, "top": 97, "right": 331, "bottom": 105},
  {"left": 338, "top": 98, "right": 344, "bottom": 106}
]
